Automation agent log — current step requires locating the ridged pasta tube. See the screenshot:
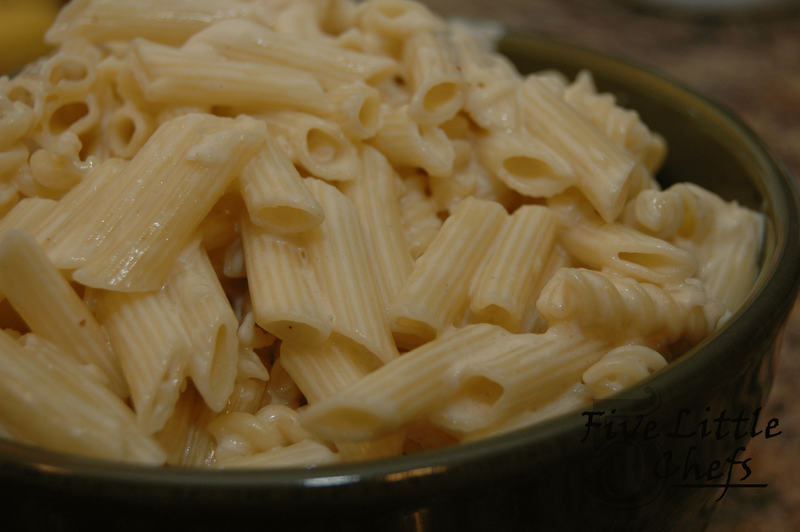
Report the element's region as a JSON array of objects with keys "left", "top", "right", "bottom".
[
  {"left": 239, "top": 134, "right": 325, "bottom": 233},
  {"left": 0, "top": 332, "right": 166, "bottom": 465},
  {"left": 389, "top": 196, "right": 507, "bottom": 343},
  {"left": 403, "top": 30, "right": 467, "bottom": 126},
  {"left": 0, "top": 230, "right": 128, "bottom": 398},
  {"left": 563, "top": 70, "right": 667, "bottom": 174},
  {"left": 186, "top": 18, "right": 398, "bottom": 90},
  {"left": 520, "top": 76, "right": 640, "bottom": 223}
]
